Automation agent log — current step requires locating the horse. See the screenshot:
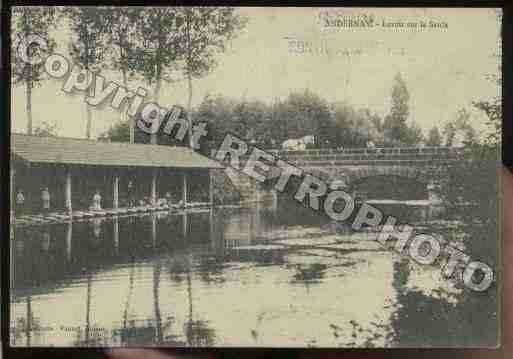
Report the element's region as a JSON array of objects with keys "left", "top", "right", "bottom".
[{"left": 281, "top": 135, "right": 315, "bottom": 150}]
